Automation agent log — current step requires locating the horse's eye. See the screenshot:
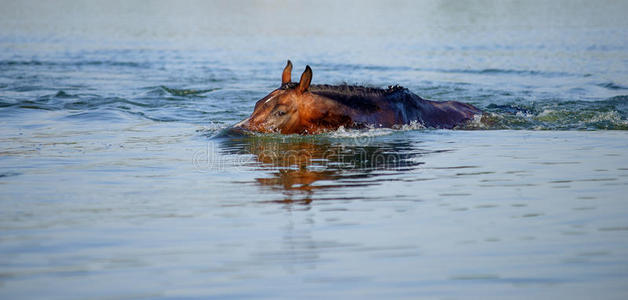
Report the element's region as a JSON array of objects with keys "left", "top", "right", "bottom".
[{"left": 274, "top": 110, "right": 286, "bottom": 117}]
